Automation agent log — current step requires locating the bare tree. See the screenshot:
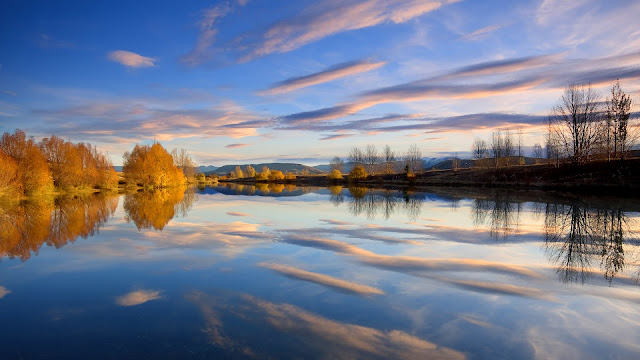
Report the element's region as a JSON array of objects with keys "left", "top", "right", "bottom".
[
  {"left": 490, "top": 131, "right": 503, "bottom": 167},
  {"left": 452, "top": 153, "right": 460, "bottom": 171},
  {"left": 330, "top": 156, "right": 344, "bottom": 173},
  {"left": 532, "top": 143, "right": 544, "bottom": 163},
  {"left": 548, "top": 84, "right": 603, "bottom": 164},
  {"left": 383, "top": 145, "right": 396, "bottom": 174},
  {"left": 348, "top": 147, "right": 364, "bottom": 166},
  {"left": 404, "top": 144, "right": 423, "bottom": 174},
  {"left": 605, "top": 81, "right": 633, "bottom": 160},
  {"left": 472, "top": 137, "right": 488, "bottom": 167},
  {"left": 171, "top": 148, "right": 198, "bottom": 180},
  {"left": 364, "top": 144, "right": 379, "bottom": 175}
]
